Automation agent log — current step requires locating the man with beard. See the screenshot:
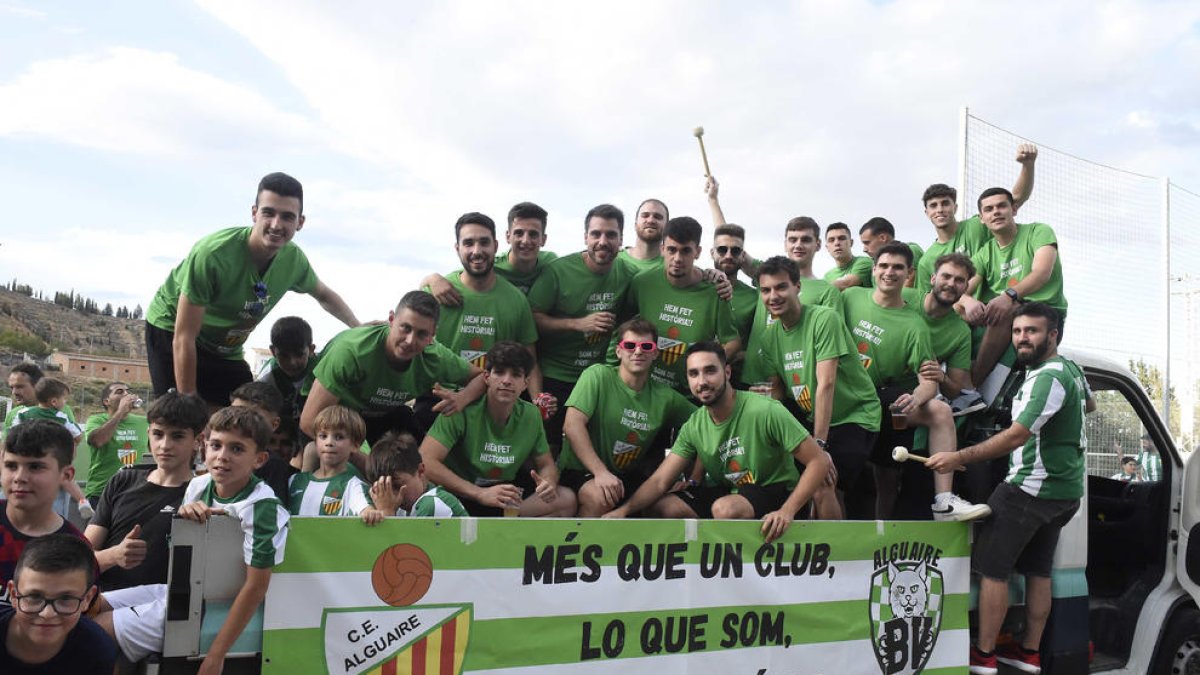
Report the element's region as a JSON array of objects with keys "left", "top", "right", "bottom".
[
  {"left": 529, "top": 205, "right": 637, "bottom": 453},
  {"left": 927, "top": 303, "right": 1087, "bottom": 675},
  {"left": 424, "top": 202, "right": 557, "bottom": 300},
  {"left": 710, "top": 223, "right": 757, "bottom": 346},
  {"left": 603, "top": 342, "right": 832, "bottom": 543},
  {"left": 911, "top": 254, "right": 979, "bottom": 412},
  {"left": 621, "top": 216, "right": 739, "bottom": 395},
  {"left": 618, "top": 198, "right": 668, "bottom": 272}
]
